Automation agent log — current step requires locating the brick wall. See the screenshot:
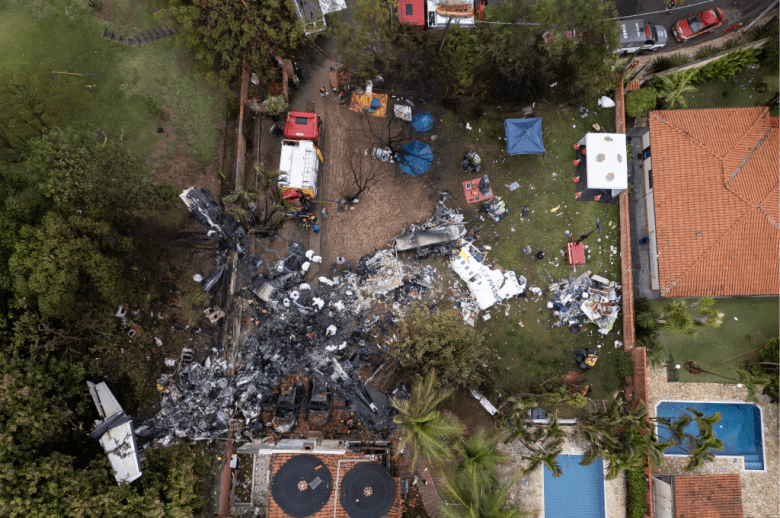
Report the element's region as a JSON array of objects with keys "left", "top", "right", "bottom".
[
  {"left": 617, "top": 78, "right": 651, "bottom": 518},
  {"left": 615, "top": 79, "right": 635, "bottom": 350},
  {"left": 234, "top": 49, "right": 249, "bottom": 188},
  {"left": 417, "top": 457, "right": 441, "bottom": 518}
]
